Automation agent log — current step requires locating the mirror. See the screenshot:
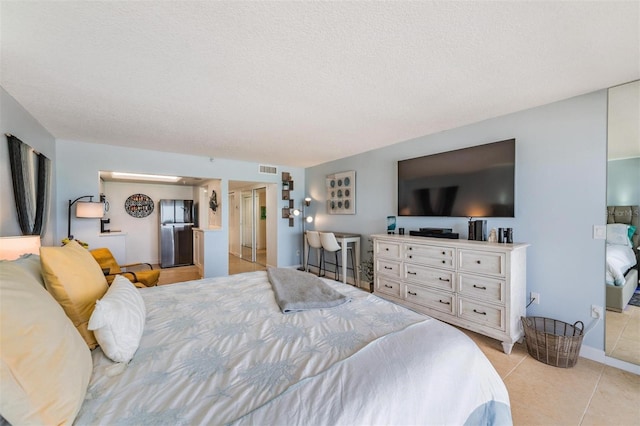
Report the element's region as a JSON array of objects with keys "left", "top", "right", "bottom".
[
  {"left": 229, "top": 181, "right": 269, "bottom": 270},
  {"left": 239, "top": 187, "right": 267, "bottom": 265},
  {"left": 605, "top": 80, "right": 640, "bottom": 365}
]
